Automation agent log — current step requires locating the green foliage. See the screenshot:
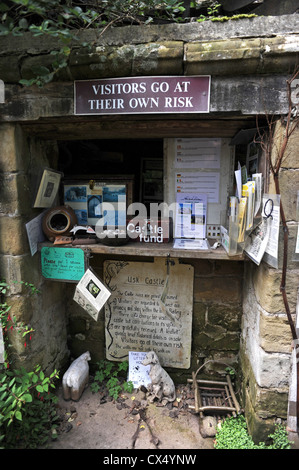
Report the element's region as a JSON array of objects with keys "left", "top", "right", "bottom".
[
  {"left": 267, "top": 423, "right": 293, "bottom": 449},
  {"left": 91, "top": 359, "right": 134, "bottom": 399},
  {"left": 215, "top": 415, "right": 292, "bottom": 450},
  {"left": 0, "top": 0, "right": 258, "bottom": 87},
  {"left": 210, "top": 13, "right": 257, "bottom": 22},
  {"left": 0, "top": 0, "right": 186, "bottom": 87},
  {"left": 0, "top": 280, "right": 60, "bottom": 448},
  {"left": 195, "top": 2, "right": 257, "bottom": 23},
  {"left": 0, "top": 365, "right": 60, "bottom": 448},
  {"left": 0, "top": 280, "right": 37, "bottom": 366}
]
